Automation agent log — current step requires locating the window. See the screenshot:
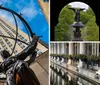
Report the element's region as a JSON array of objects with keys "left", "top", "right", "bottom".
[
  {"left": 24, "top": 39, "right": 27, "bottom": 42},
  {"left": 21, "top": 45, "right": 25, "bottom": 49}
]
